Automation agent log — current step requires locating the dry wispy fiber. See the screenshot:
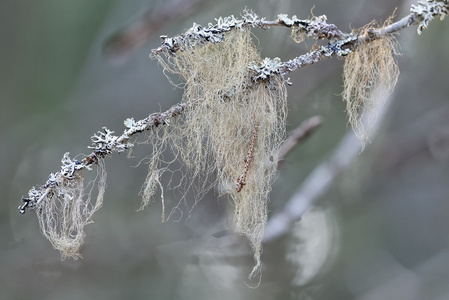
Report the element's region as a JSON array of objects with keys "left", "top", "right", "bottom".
[
  {"left": 290, "top": 26, "right": 306, "bottom": 44},
  {"left": 36, "top": 157, "right": 106, "bottom": 259},
  {"left": 146, "top": 29, "right": 288, "bottom": 278},
  {"left": 342, "top": 22, "right": 399, "bottom": 146}
]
